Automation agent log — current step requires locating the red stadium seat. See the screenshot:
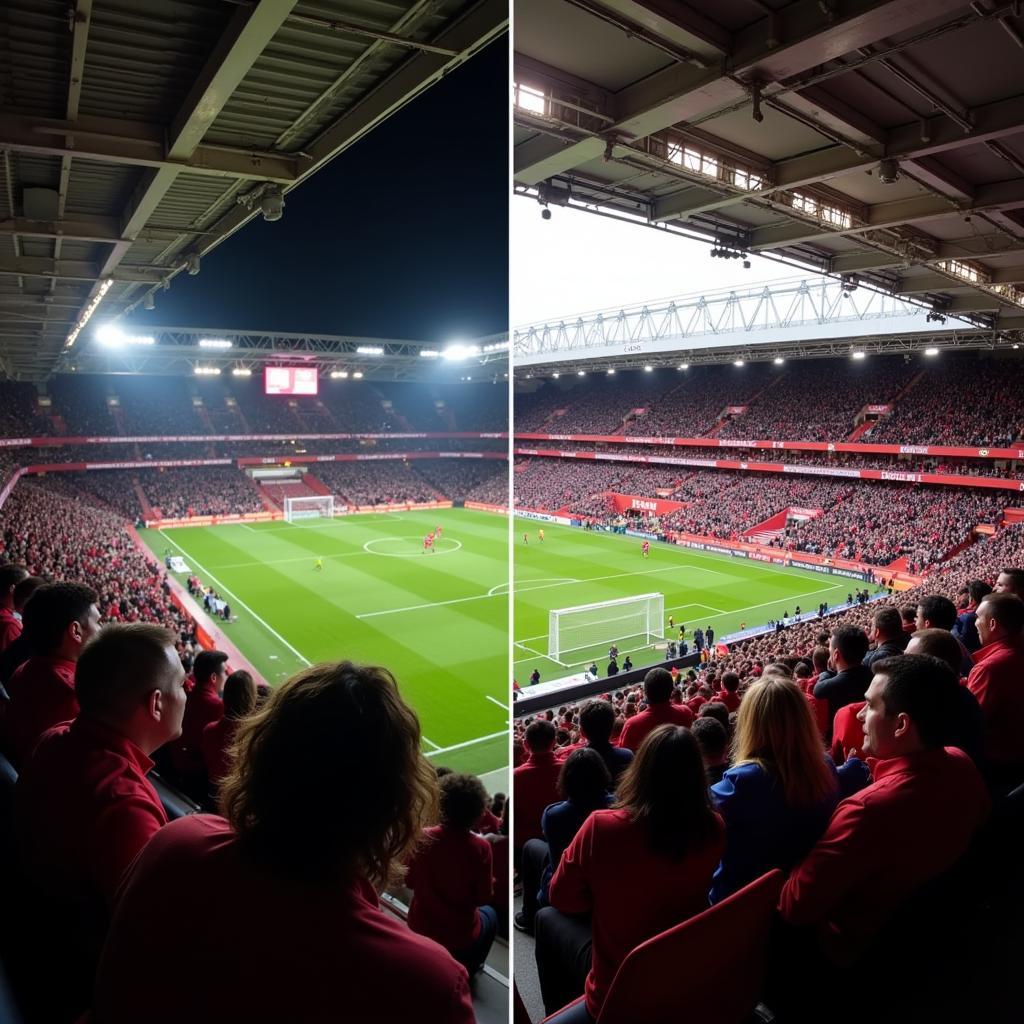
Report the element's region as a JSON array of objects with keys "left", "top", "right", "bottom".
[{"left": 541, "top": 869, "right": 784, "bottom": 1024}]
